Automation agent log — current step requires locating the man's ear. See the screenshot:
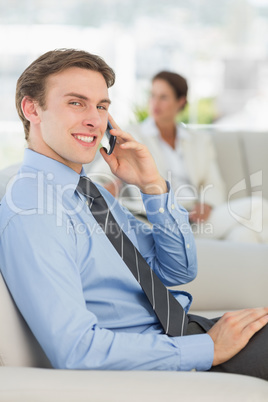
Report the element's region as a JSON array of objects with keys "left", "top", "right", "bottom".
[{"left": 21, "top": 96, "right": 41, "bottom": 124}]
